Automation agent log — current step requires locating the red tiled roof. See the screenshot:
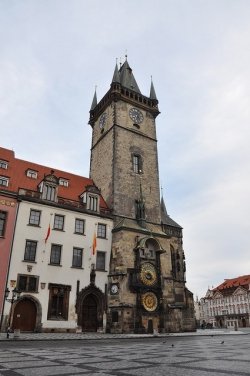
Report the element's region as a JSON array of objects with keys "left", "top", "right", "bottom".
[
  {"left": 0, "top": 147, "right": 109, "bottom": 209},
  {"left": 213, "top": 275, "right": 250, "bottom": 291}
]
